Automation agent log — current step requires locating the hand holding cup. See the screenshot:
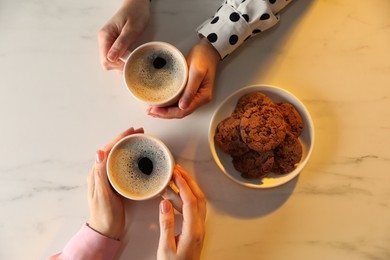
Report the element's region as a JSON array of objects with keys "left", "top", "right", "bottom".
[{"left": 87, "top": 127, "right": 144, "bottom": 240}]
